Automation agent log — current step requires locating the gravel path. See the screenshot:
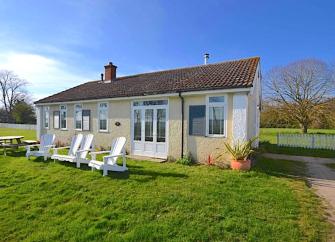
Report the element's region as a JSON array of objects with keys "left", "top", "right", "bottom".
[{"left": 263, "top": 153, "right": 335, "bottom": 227}]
